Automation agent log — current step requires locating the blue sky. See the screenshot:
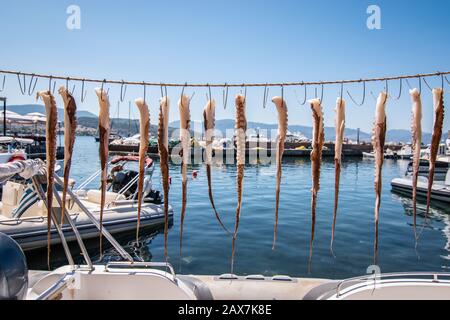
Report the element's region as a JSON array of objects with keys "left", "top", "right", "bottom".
[{"left": 0, "top": 0, "right": 449, "bottom": 133}]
